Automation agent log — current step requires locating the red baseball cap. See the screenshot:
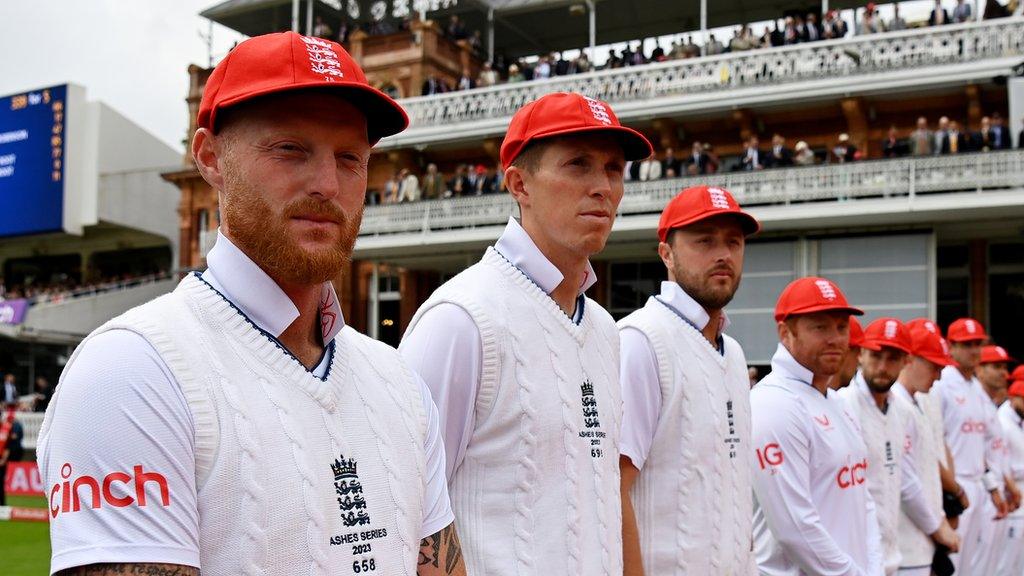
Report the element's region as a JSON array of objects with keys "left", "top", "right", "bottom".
[
  {"left": 861, "top": 317, "right": 912, "bottom": 354},
  {"left": 1012, "top": 366, "right": 1024, "bottom": 382},
  {"left": 946, "top": 318, "right": 988, "bottom": 343},
  {"left": 774, "top": 277, "right": 864, "bottom": 322},
  {"left": 499, "top": 92, "right": 653, "bottom": 170},
  {"left": 906, "top": 318, "right": 940, "bottom": 335},
  {"left": 1008, "top": 380, "right": 1024, "bottom": 398},
  {"left": 198, "top": 32, "right": 408, "bottom": 144},
  {"left": 909, "top": 325, "right": 955, "bottom": 367},
  {"left": 980, "top": 345, "right": 1017, "bottom": 364},
  {"left": 849, "top": 316, "right": 865, "bottom": 348},
  {"left": 657, "top": 185, "right": 760, "bottom": 242}
]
